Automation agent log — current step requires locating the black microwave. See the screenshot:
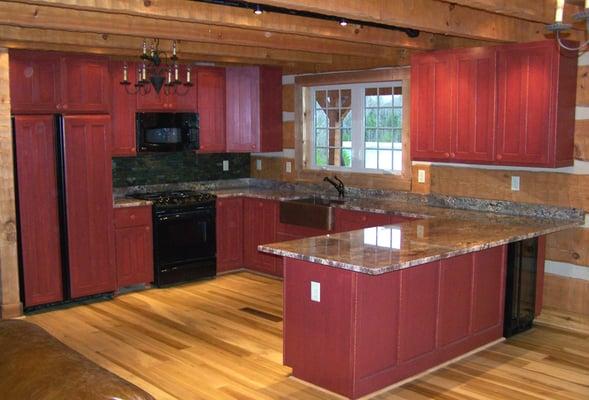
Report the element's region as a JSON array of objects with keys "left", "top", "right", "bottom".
[{"left": 136, "top": 112, "right": 199, "bottom": 152}]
